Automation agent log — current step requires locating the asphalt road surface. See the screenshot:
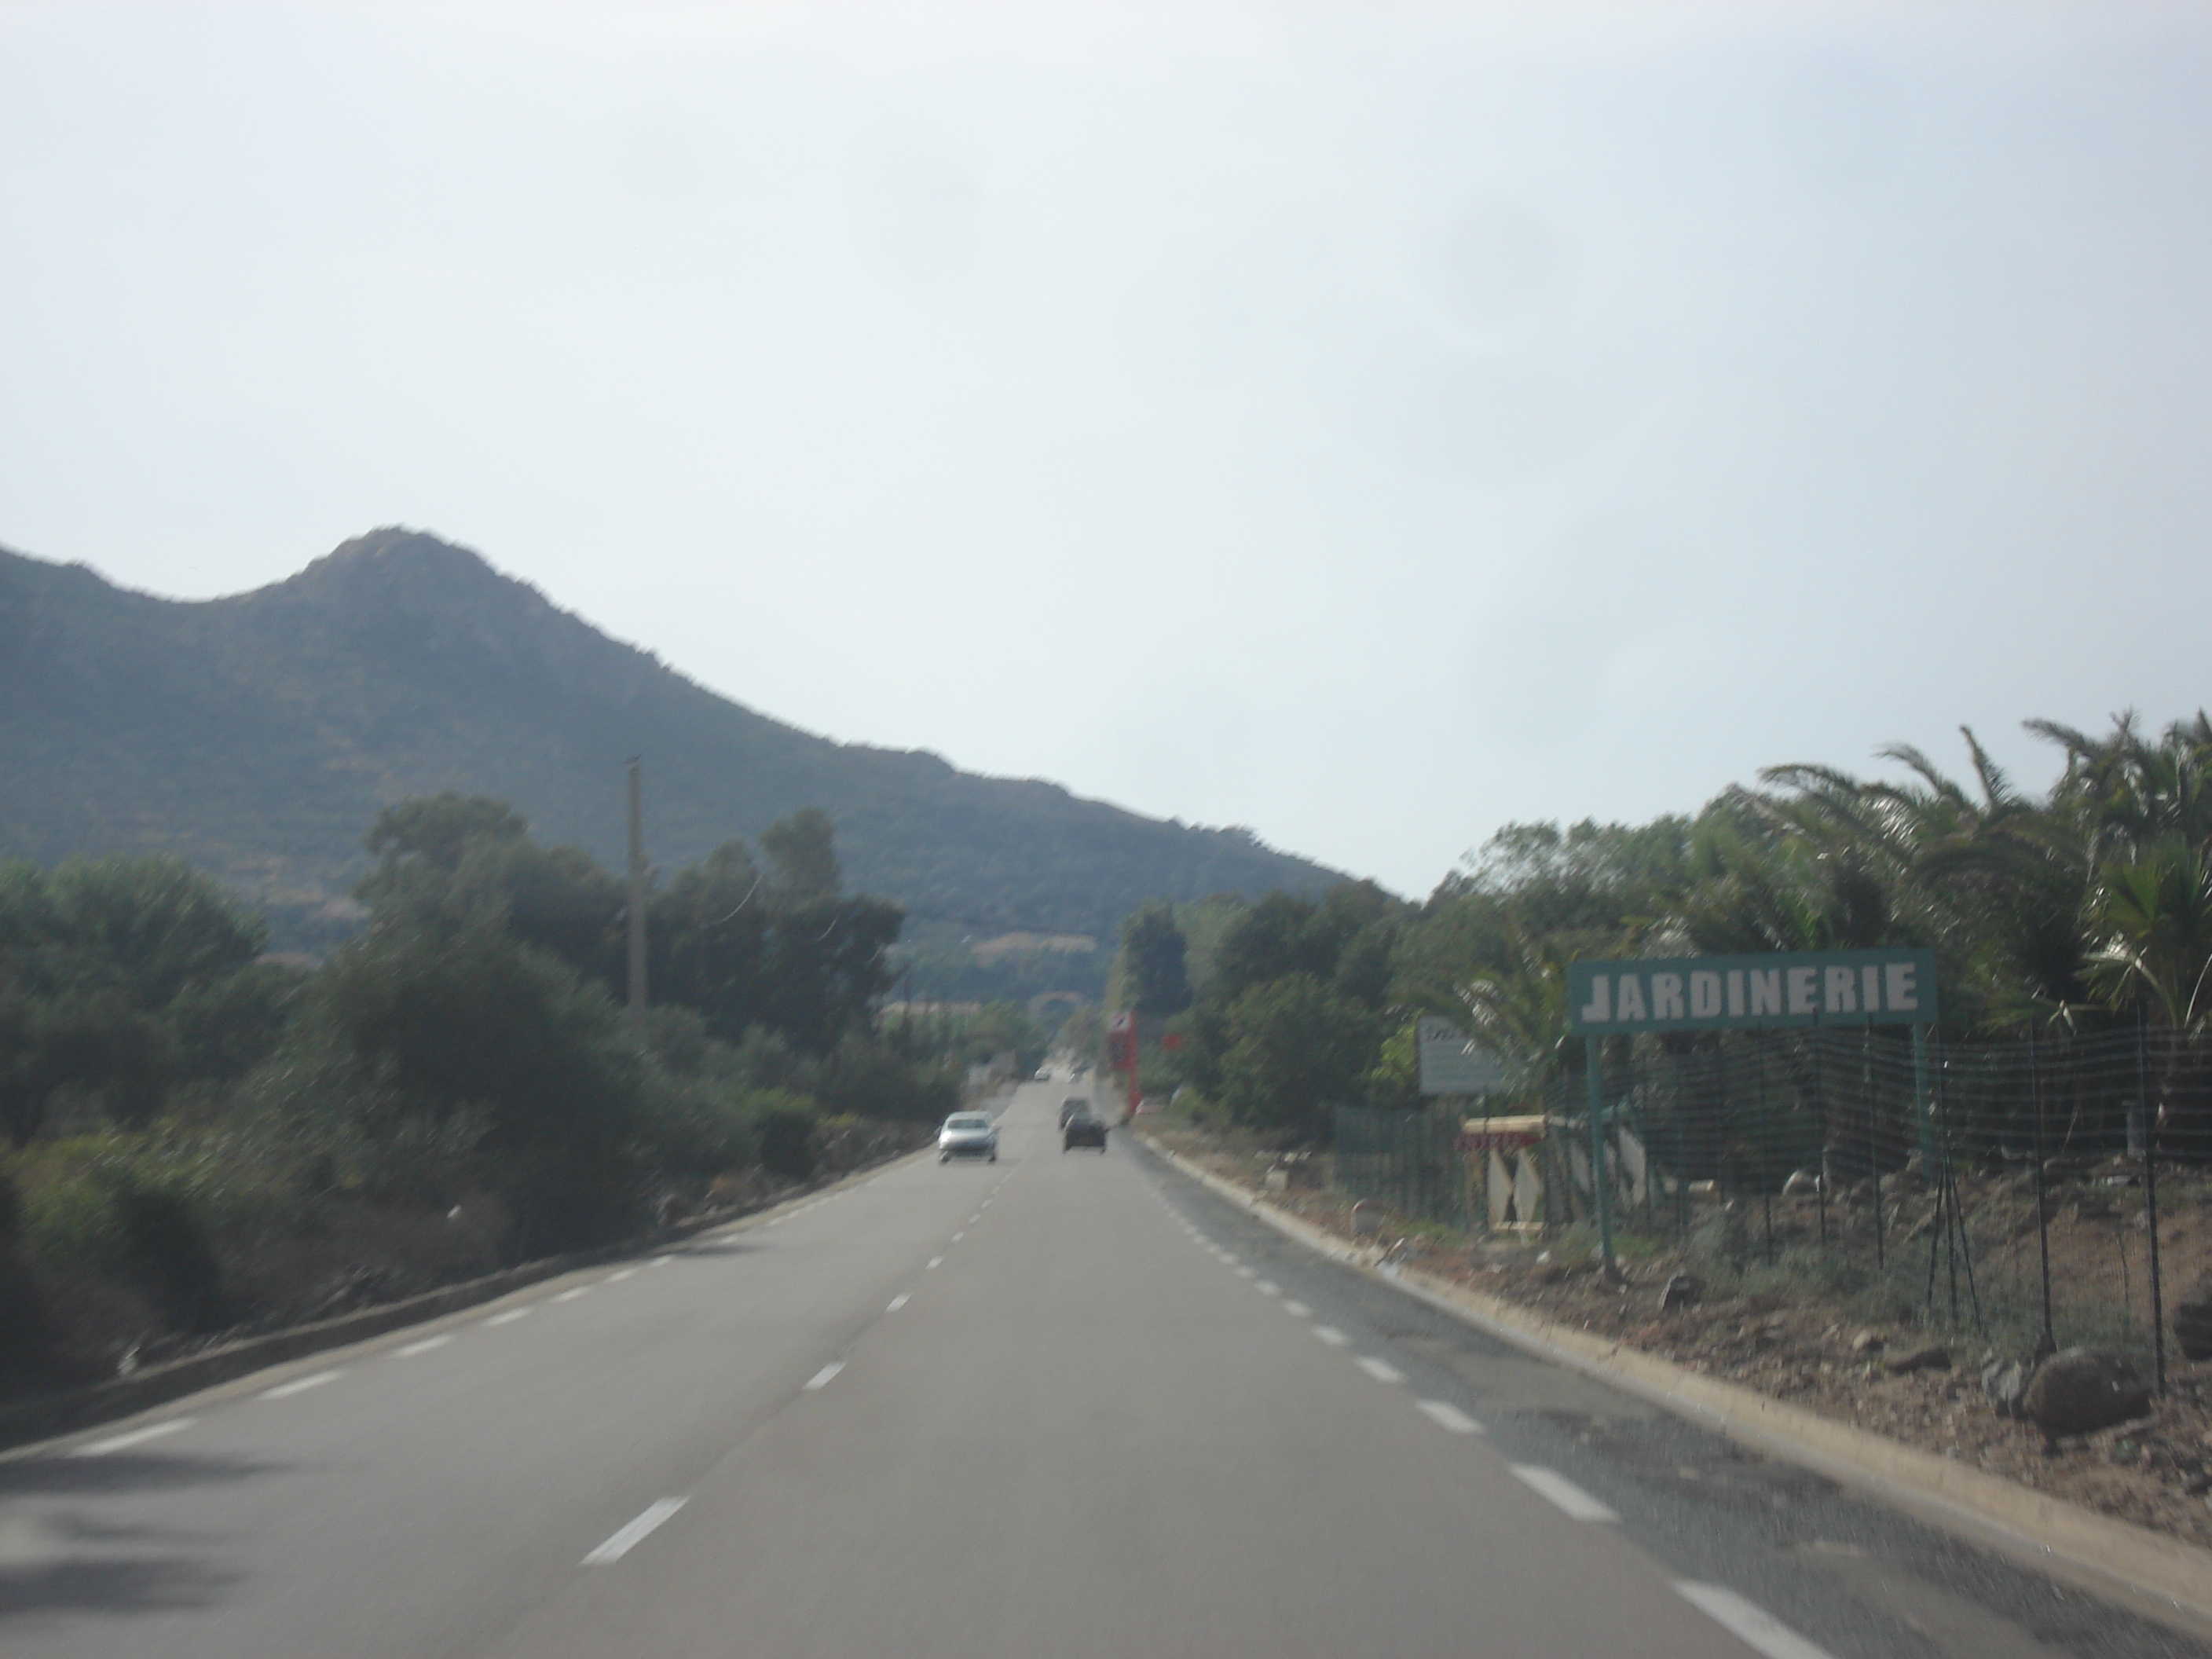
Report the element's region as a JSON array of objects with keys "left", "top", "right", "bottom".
[{"left": 3, "top": 1080, "right": 2207, "bottom": 1658}]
